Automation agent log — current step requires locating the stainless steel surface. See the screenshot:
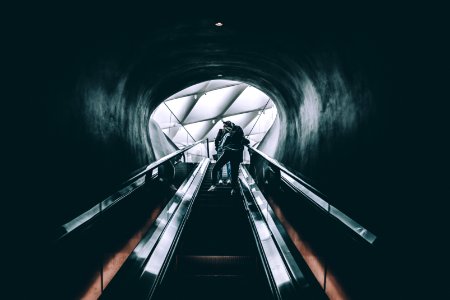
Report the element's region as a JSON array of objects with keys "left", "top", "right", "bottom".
[
  {"left": 132, "top": 160, "right": 206, "bottom": 261},
  {"left": 280, "top": 171, "right": 377, "bottom": 244},
  {"left": 125, "top": 139, "right": 206, "bottom": 185},
  {"left": 137, "top": 158, "right": 209, "bottom": 298},
  {"left": 281, "top": 172, "right": 329, "bottom": 211},
  {"left": 248, "top": 145, "right": 376, "bottom": 245},
  {"left": 56, "top": 139, "right": 206, "bottom": 241},
  {"left": 247, "top": 145, "right": 323, "bottom": 196},
  {"left": 100, "top": 158, "right": 209, "bottom": 299},
  {"left": 329, "top": 206, "right": 377, "bottom": 244},
  {"left": 239, "top": 166, "right": 301, "bottom": 299},
  {"left": 58, "top": 176, "right": 146, "bottom": 240}
]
